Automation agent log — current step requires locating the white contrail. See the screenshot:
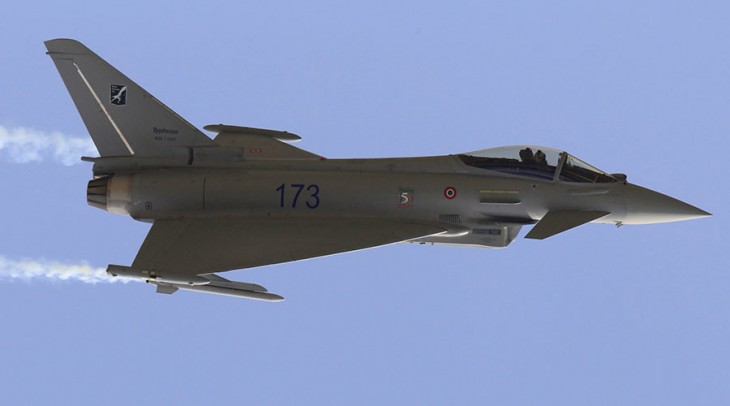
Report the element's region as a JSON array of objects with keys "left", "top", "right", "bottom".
[
  {"left": 0, "top": 125, "right": 96, "bottom": 166},
  {"left": 0, "top": 256, "right": 133, "bottom": 284}
]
